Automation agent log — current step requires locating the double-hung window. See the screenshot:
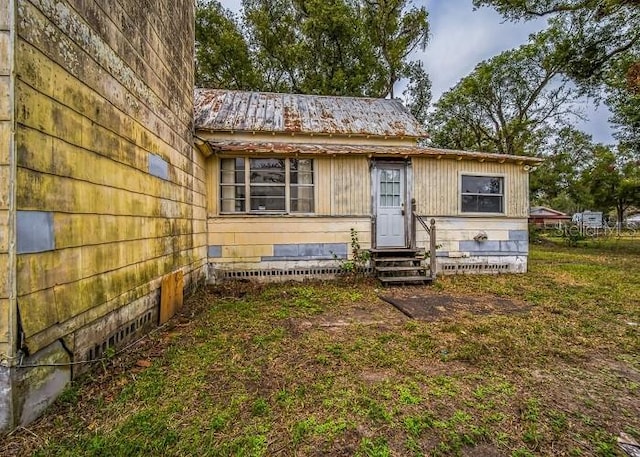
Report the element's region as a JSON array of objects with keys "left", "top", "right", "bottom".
[
  {"left": 460, "top": 175, "right": 504, "bottom": 213},
  {"left": 220, "top": 157, "right": 314, "bottom": 214}
]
